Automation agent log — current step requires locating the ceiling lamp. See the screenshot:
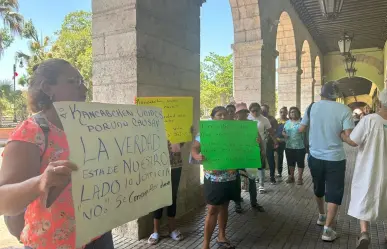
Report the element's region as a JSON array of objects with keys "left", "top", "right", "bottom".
[
  {"left": 319, "top": 0, "right": 344, "bottom": 20},
  {"left": 344, "top": 54, "right": 357, "bottom": 78},
  {"left": 338, "top": 33, "right": 353, "bottom": 56}
]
